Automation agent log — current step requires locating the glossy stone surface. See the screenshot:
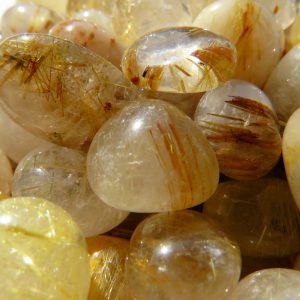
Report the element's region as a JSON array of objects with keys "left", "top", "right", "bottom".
[
  {"left": 49, "top": 19, "right": 123, "bottom": 67},
  {"left": 17, "top": 0, "right": 68, "bottom": 15},
  {"left": 126, "top": 210, "right": 241, "bottom": 300},
  {"left": 87, "top": 100, "right": 219, "bottom": 213},
  {"left": 12, "top": 145, "right": 129, "bottom": 237},
  {"left": 122, "top": 27, "right": 237, "bottom": 94},
  {"left": 283, "top": 108, "right": 300, "bottom": 211},
  {"left": 87, "top": 235, "right": 130, "bottom": 300},
  {"left": 0, "top": 33, "right": 140, "bottom": 151},
  {"left": 0, "top": 149, "right": 13, "bottom": 196},
  {"left": 193, "top": 0, "right": 283, "bottom": 87},
  {"left": 194, "top": 80, "right": 282, "bottom": 180},
  {"left": 228, "top": 269, "right": 300, "bottom": 300},
  {"left": 0, "top": 197, "right": 90, "bottom": 299},
  {"left": 264, "top": 44, "right": 300, "bottom": 123},
  {"left": 204, "top": 178, "right": 300, "bottom": 257},
  {"left": 287, "top": 13, "right": 300, "bottom": 49},
  {"left": 68, "top": 0, "right": 117, "bottom": 15},
  {"left": 1, "top": 3, "right": 62, "bottom": 38}
]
